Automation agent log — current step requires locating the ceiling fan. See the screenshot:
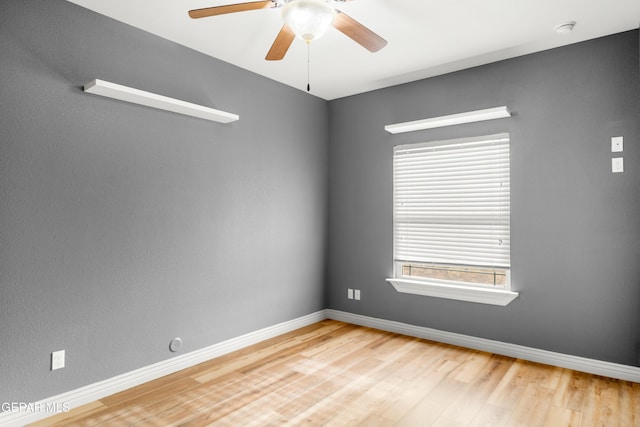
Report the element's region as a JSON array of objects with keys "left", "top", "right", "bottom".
[{"left": 188, "top": 0, "right": 387, "bottom": 61}]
